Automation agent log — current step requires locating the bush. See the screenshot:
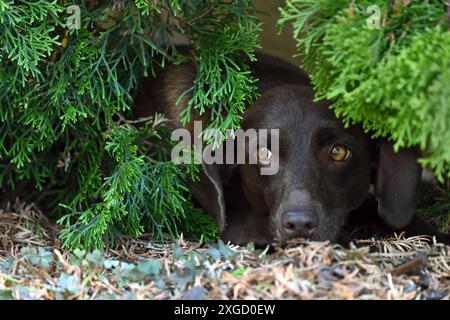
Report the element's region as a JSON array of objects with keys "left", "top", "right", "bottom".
[
  {"left": 0, "top": 0, "right": 261, "bottom": 248},
  {"left": 279, "top": 0, "right": 450, "bottom": 181}
]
